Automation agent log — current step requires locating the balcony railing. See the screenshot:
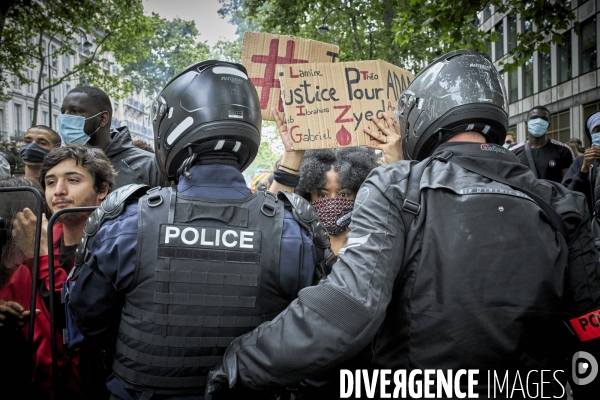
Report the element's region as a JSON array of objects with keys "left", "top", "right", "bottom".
[
  {"left": 125, "top": 98, "right": 145, "bottom": 112},
  {"left": 124, "top": 120, "right": 152, "bottom": 137}
]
